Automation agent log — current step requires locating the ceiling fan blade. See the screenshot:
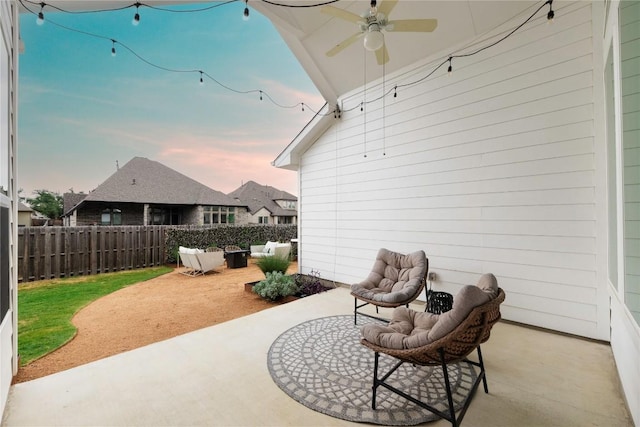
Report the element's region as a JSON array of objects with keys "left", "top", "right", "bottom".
[
  {"left": 377, "top": 0, "right": 399, "bottom": 18},
  {"left": 375, "top": 44, "right": 390, "bottom": 65},
  {"left": 321, "top": 5, "right": 363, "bottom": 24},
  {"left": 326, "top": 32, "right": 363, "bottom": 57},
  {"left": 387, "top": 19, "right": 438, "bottom": 32}
]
